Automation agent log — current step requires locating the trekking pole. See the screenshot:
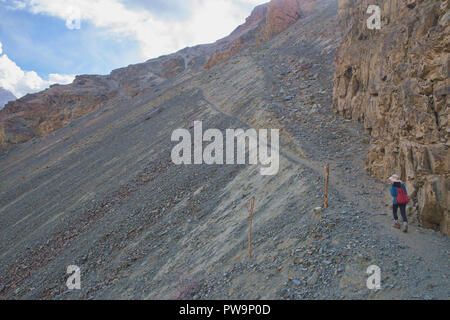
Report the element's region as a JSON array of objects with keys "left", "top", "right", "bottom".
[
  {"left": 248, "top": 196, "right": 255, "bottom": 259},
  {"left": 324, "top": 163, "right": 329, "bottom": 209}
]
